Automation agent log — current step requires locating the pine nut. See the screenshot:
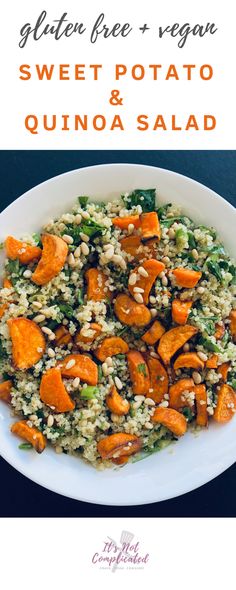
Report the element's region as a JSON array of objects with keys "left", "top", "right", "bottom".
[
  {"left": 197, "top": 286, "right": 205, "bottom": 294},
  {"left": 55, "top": 445, "right": 63, "bottom": 454},
  {"left": 114, "top": 376, "right": 123, "bottom": 390},
  {"left": 74, "top": 246, "right": 81, "bottom": 258},
  {"left": 47, "top": 415, "right": 54, "bottom": 427},
  {"left": 138, "top": 266, "right": 149, "bottom": 278},
  {"left": 74, "top": 214, "right": 82, "bottom": 225},
  {"left": 183, "top": 343, "right": 190, "bottom": 352},
  {"left": 145, "top": 422, "right": 153, "bottom": 430},
  {"left": 168, "top": 228, "right": 175, "bottom": 239},
  {"left": 105, "top": 356, "right": 113, "bottom": 367},
  {"left": 161, "top": 276, "right": 168, "bottom": 286},
  {"left": 62, "top": 234, "right": 74, "bottom": 244},
  {"left": 191, "top": 249, "right": 199, "bottom": 260},
  {"left": 192, "top": 371, "right": 202, "bottom": 384},
  {"left": 149, "top": 295, "right": 156, "bottom": 304},
  {"left": 128, "top": 273, "right": 137, "bottom": 286},
  {"left": 134, "top": 395, "right": 145, "bottom": 402},
  {"left": 80, "top": 242, "right": 89, "bottom": 256},
  {"left": 48, "top": 348, "right": 55, "bottom": 358},
  {"left": 65, "top": 359, "right": 76, "bottom": 370},
  {"left": 144, "top": 398, "right": 155, "bottom": 406},
  {"left": 104, "top": 247, "right": 114, "bottom": 261},
  {"left": 23, "top": 269, "right": 32, "bottom": 278},
  {"left": 68, "top": 253, "right": 76, "bottom": 266},
  {"left": 128, "top": 223, "right": 135, "bottom": 233},
  {"left": 80, "top": 232, "right": 90, "bottom": 243},
  {"left": 133, "top": 287, "right": 144, "bottom": 293},
  {"left": 150, "top": 308, "right": 157, "bottom": 317},
  {"left": 32, "top": 301, "right": 42, "bottom": 309},
  {"left": 34, "top": 314, "right": 46, "bottom": 323},
  {"left": 73, "top": 377, "right": 80, "bottom": 388},
  {"left": 134, "top": 293, "right": 144, "bottom": 304},
  {"left": 42, "top": 326, "right": 53, "bottom": 335},
  {"left": 81, "top": 210, "right": 90, "bottom": 219}
]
